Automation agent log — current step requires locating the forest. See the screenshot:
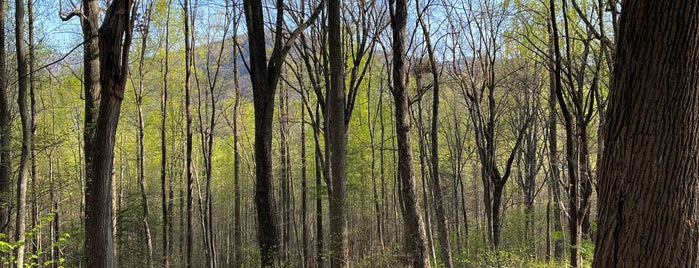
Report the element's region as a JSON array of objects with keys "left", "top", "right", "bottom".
[{"left": 0, "top": 0, "right": 698, "bottom": 267}]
